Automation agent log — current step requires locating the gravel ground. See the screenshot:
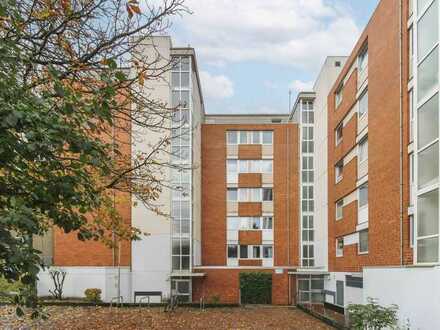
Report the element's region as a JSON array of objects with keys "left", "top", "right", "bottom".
[{"left": 0, "top": 305, "right": 332, "bottom": 329}]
